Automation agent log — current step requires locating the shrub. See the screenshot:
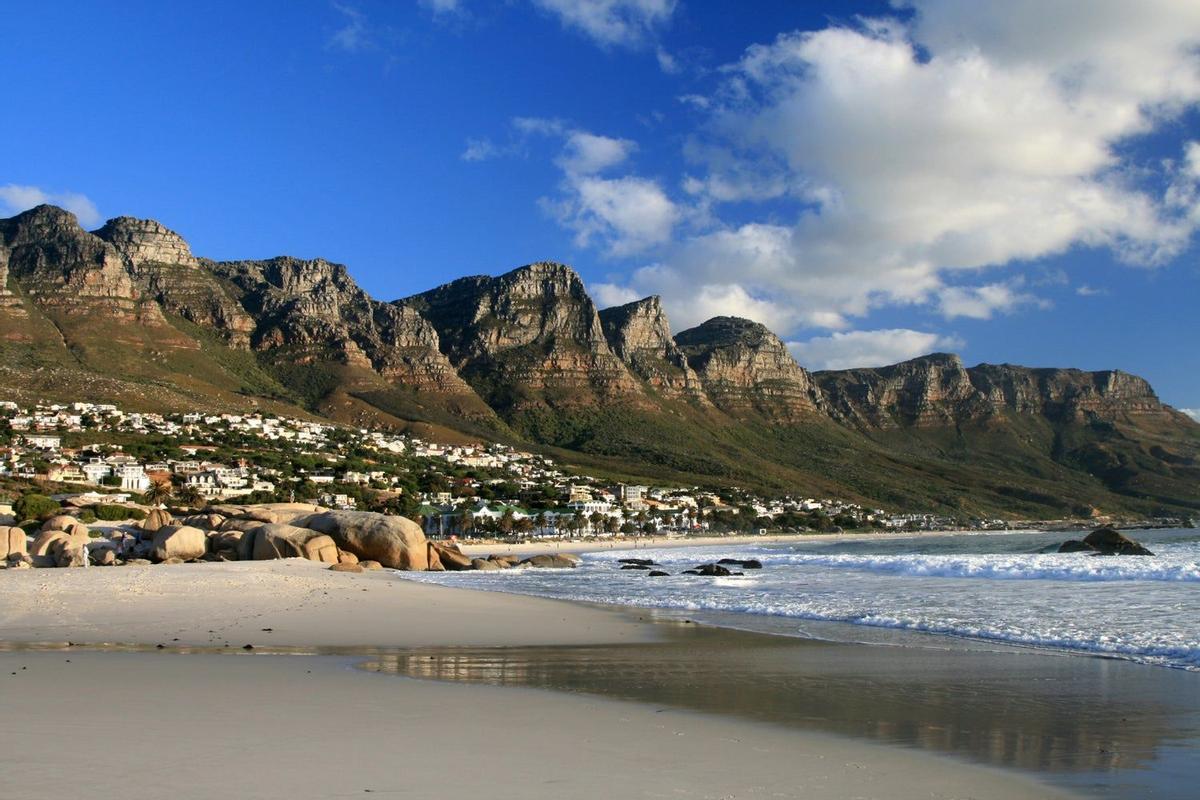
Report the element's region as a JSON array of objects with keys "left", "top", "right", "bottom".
[
  {"left": 14, "top": 493, "right": 60, "bottom": 521},
  {"left": 93, "top": 504, "right": 146, "bottom": 522},
  {"left": 77, "top": 509, "right": 97, "bottom": 524}
]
